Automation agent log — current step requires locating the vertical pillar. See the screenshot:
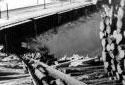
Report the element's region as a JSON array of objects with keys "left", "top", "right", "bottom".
[
  {"left": 30, "top": 18, "right": 38, "bottom": 36},
  {"left": 44, "top": 0, "right": 46, "bottom": 9},
  {"left": 37, "top": 0, "right": 39, "bottom": 5},
  {"left": 33, "top": 19, "right": 38, "bottom": 36},
  {"left": 4, "top": 33, "right": 8, "bottom": 56},
  {"left": 0, "top": 5, "right": 1, "bottom": 18},
  {"left": 6, "top": 3, "right": 9, "bottom": 20},
  {"left": 100, "top": 0, "right": 125, "bottom": 84},
  {"left": 61, "top": 0, "right": 63, "bottom": 6}
]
